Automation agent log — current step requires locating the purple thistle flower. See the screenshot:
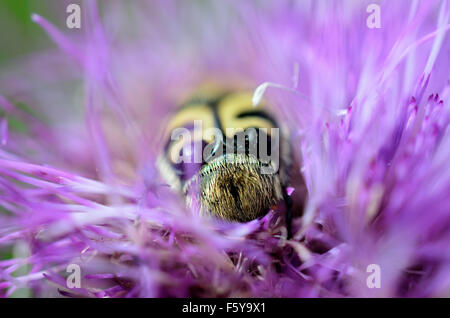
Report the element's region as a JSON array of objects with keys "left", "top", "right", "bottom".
[{"left": 0, "top": 0, "right": 449, "bottom": 298}]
